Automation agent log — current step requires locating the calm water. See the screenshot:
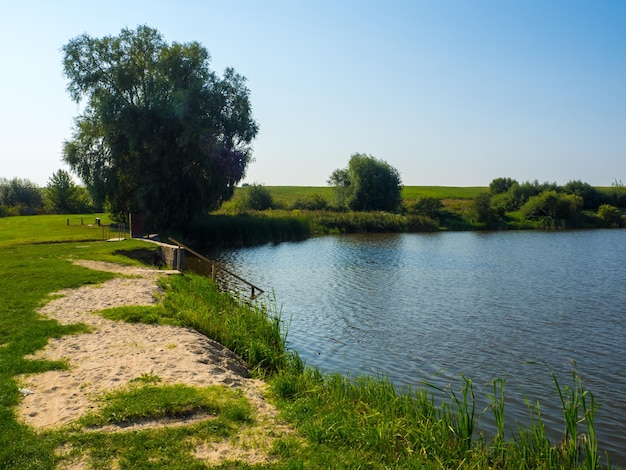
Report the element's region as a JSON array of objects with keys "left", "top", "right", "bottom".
[{"left": 212, "top": 230, "right": 626, "bottom": 463}]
